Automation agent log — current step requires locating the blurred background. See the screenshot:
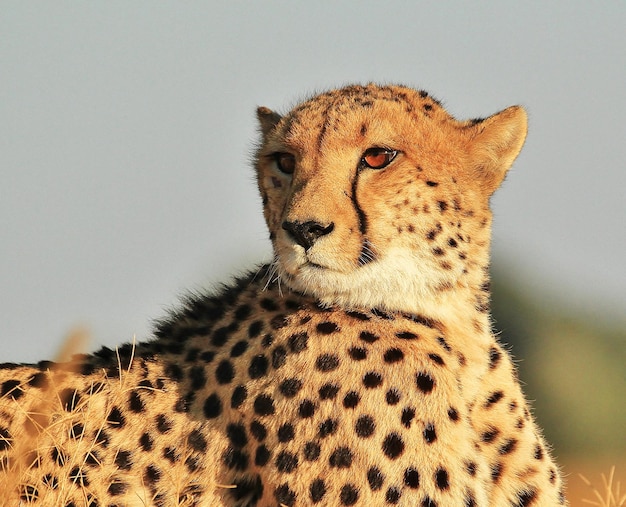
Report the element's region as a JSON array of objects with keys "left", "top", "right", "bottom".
[{"left": 1, "top": 2, "right": 624, "bottom": 504}]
